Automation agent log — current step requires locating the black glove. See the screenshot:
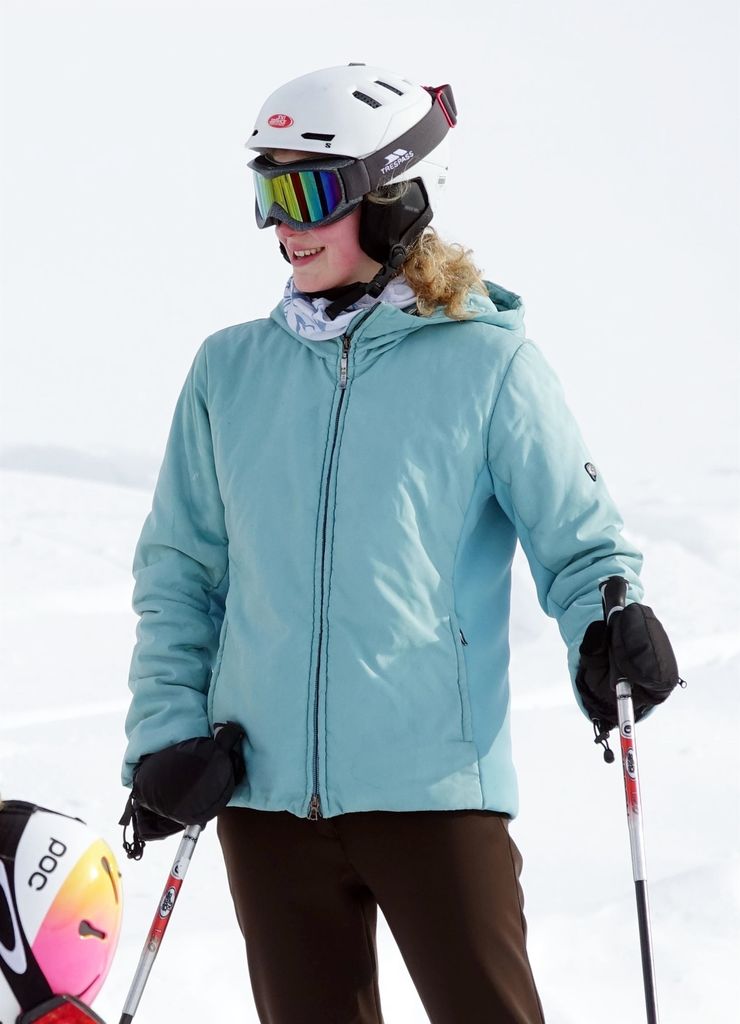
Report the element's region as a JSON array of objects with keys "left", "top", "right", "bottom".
[
  {"left": 575, "top": 603, "right": 683, "bottom": 733},
  {"left": 120, "top": 721, "right": 246, "bottom": 859}
]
